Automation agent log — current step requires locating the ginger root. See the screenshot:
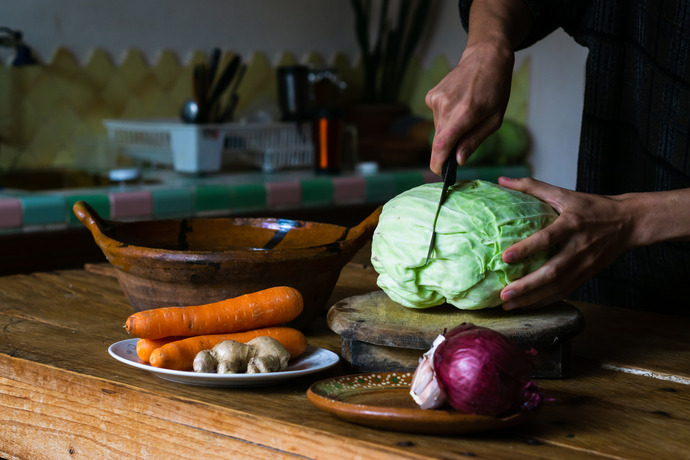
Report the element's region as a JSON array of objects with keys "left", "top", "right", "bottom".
[
  {"left": 245, "top": 336, "right": 291, "bottom": 374},
  {"left": 192, "top": 336, "right": 291, "bottom": 374}
]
